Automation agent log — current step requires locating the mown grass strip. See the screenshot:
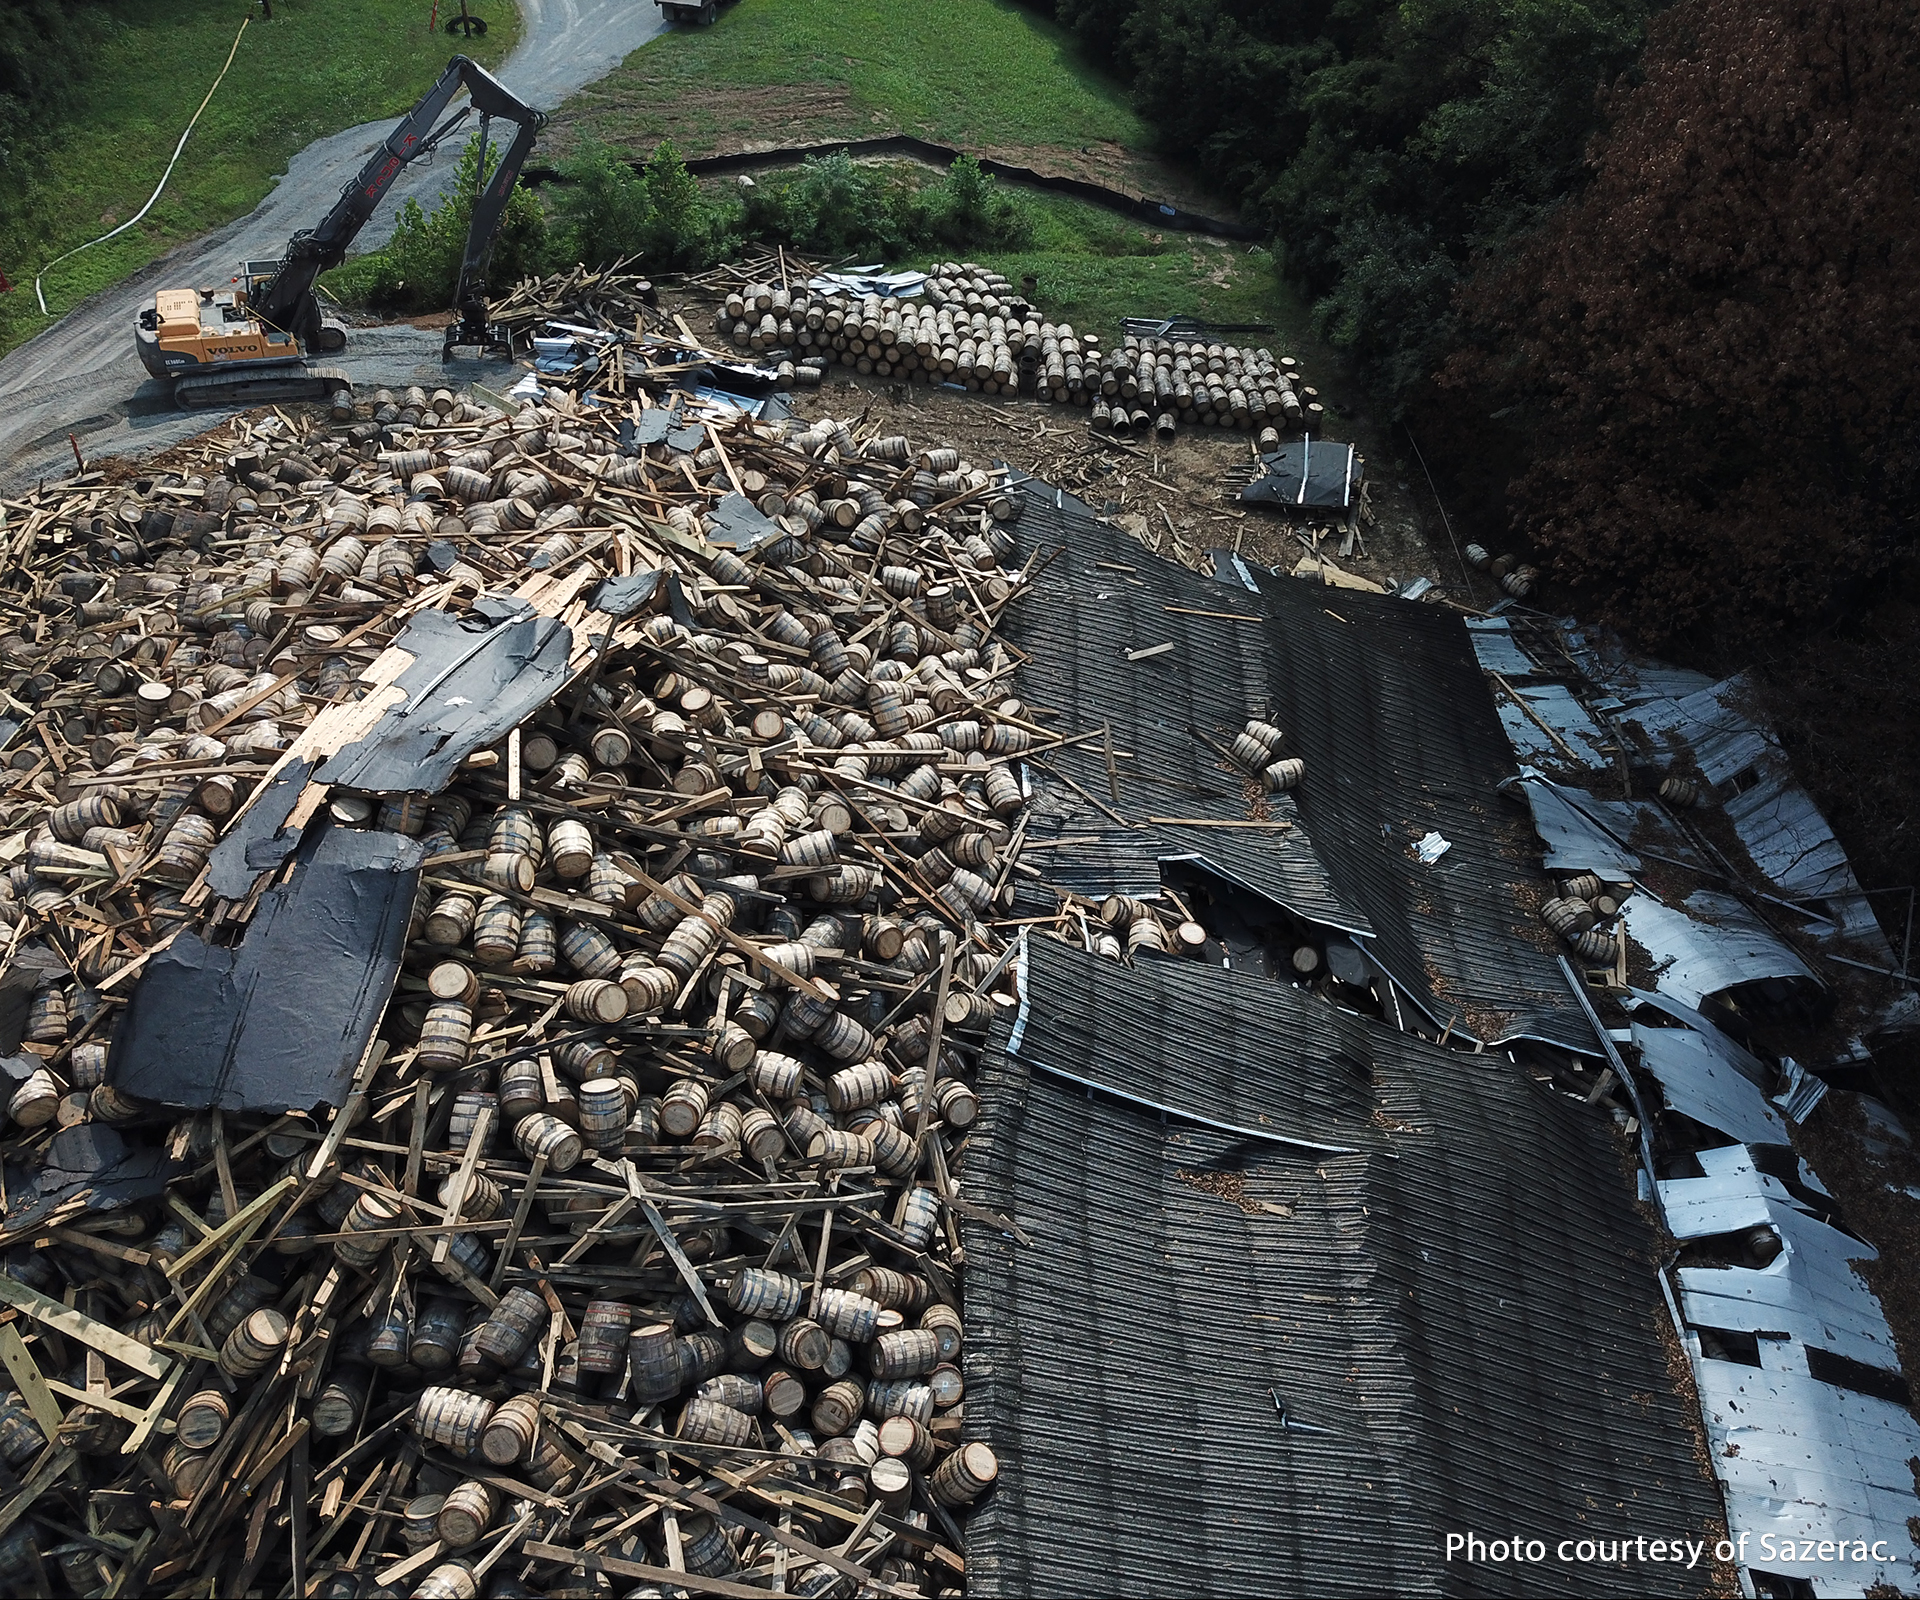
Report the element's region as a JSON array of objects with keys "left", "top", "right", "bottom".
[{"left": 557, "top": 0, "right": 1145, "bottom": 161}]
